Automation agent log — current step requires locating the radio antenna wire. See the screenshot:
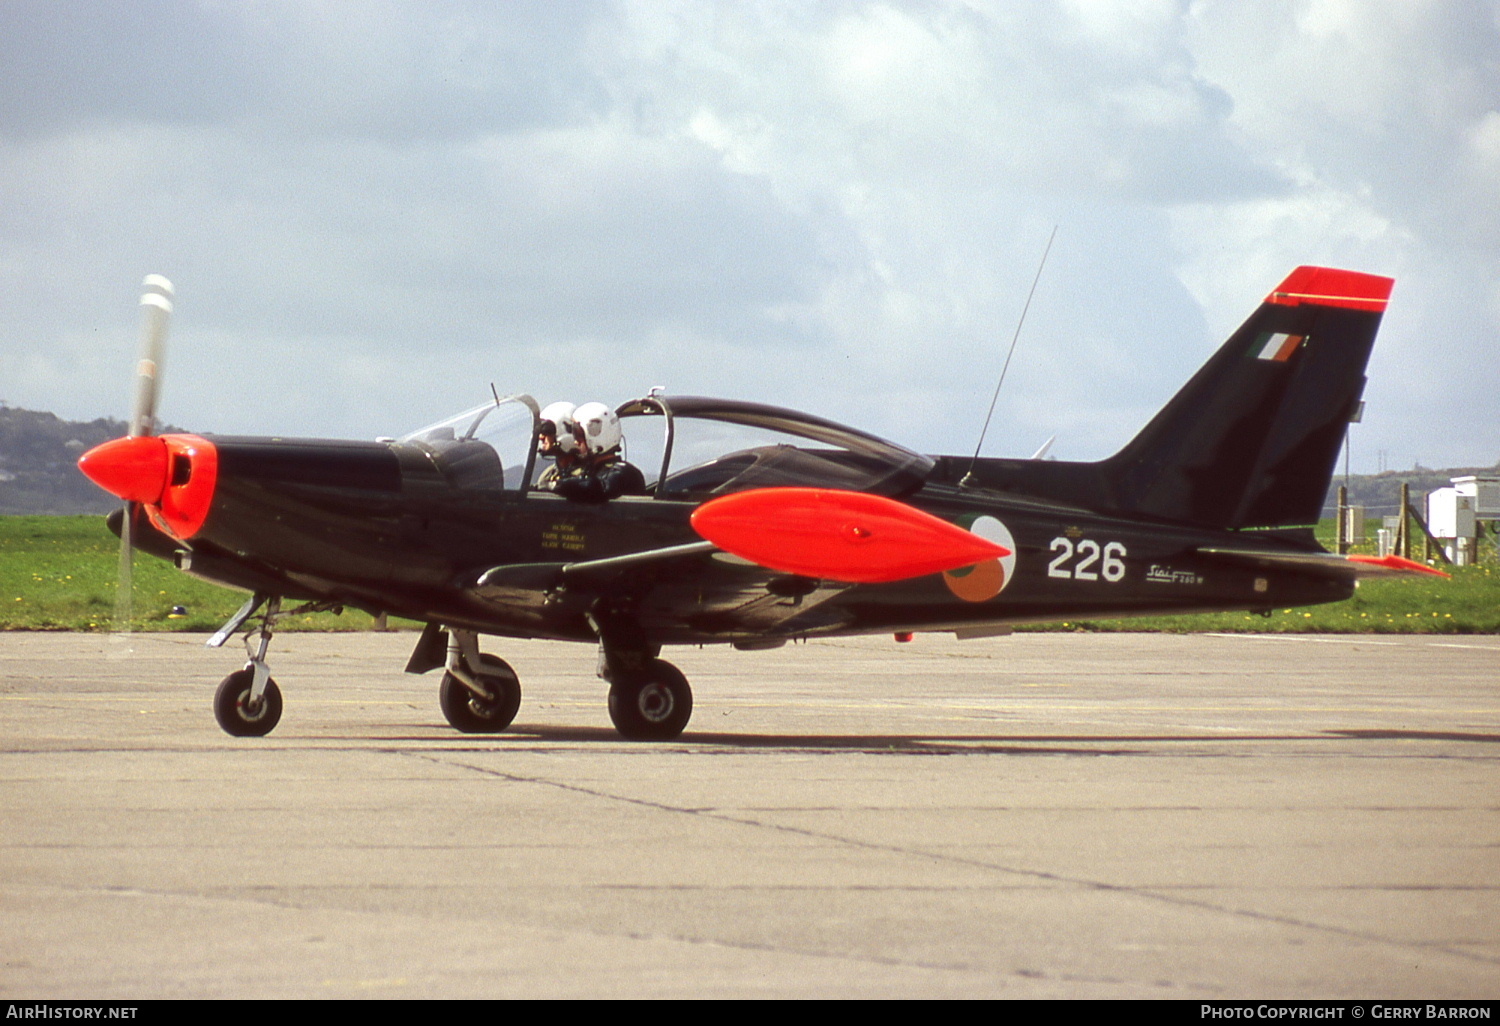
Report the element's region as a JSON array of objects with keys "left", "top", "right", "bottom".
[{"left": 960, "top": 224, "right": 1057, "bottom": 489}]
